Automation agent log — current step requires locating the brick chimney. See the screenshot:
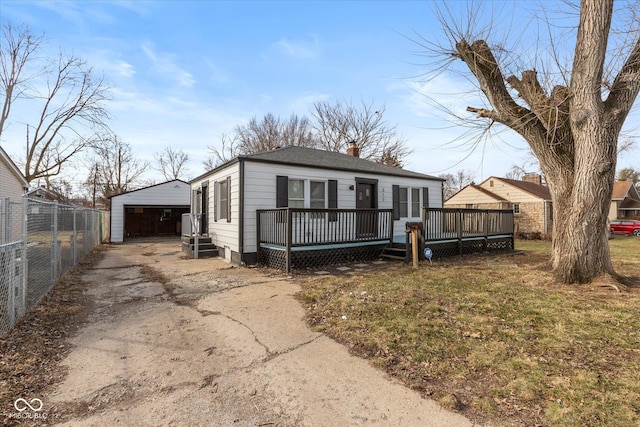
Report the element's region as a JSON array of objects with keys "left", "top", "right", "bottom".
[
  {"left": 522, "top": 173, "right": 542, "bottom": 185},
  {"left": 347, "top": 141, "right": 360, "bottom": 158}
]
